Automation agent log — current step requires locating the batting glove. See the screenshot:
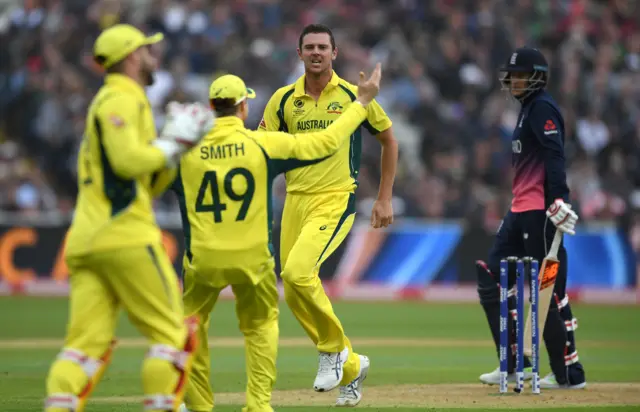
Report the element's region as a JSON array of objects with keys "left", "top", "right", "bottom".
[
  {"left": 154, "top": 102, "right": 215, "bottom": 167},
  {"left": 546, "top": 198, "right": 579, "bottom": 236}
]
